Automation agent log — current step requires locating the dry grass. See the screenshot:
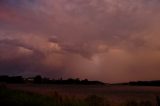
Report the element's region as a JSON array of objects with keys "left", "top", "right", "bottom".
[{"left": 3, "top": 84, "right": 160, "bottom": 106}]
